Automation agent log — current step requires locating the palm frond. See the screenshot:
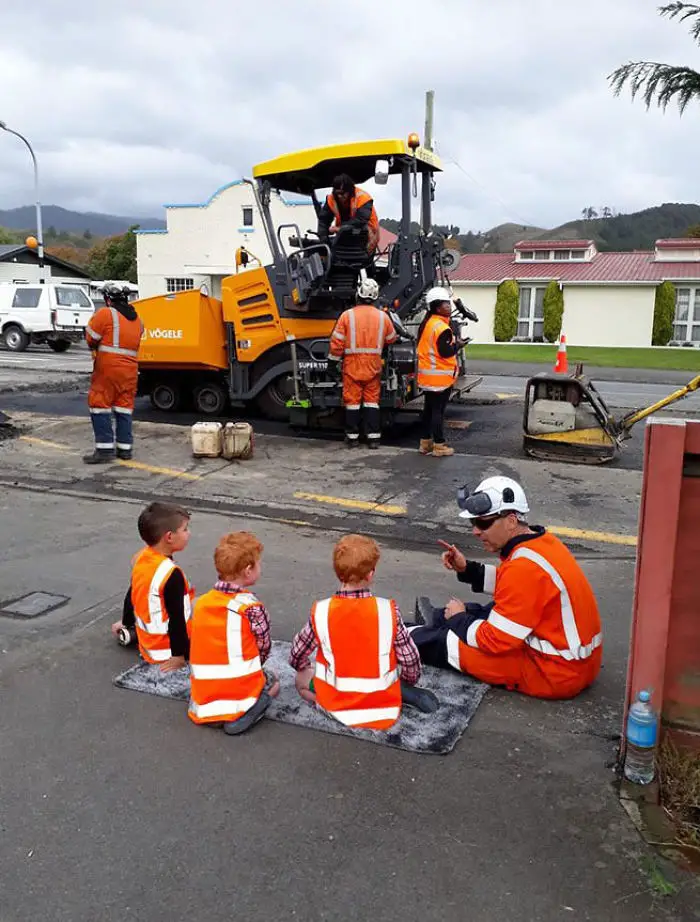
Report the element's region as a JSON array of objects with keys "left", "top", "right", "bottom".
[
  {"left": 660, "top": 3, "right": 700, "bottom": 43},
  {"left": 608, "top": 61, "right": 700, "bottom": 113}
]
